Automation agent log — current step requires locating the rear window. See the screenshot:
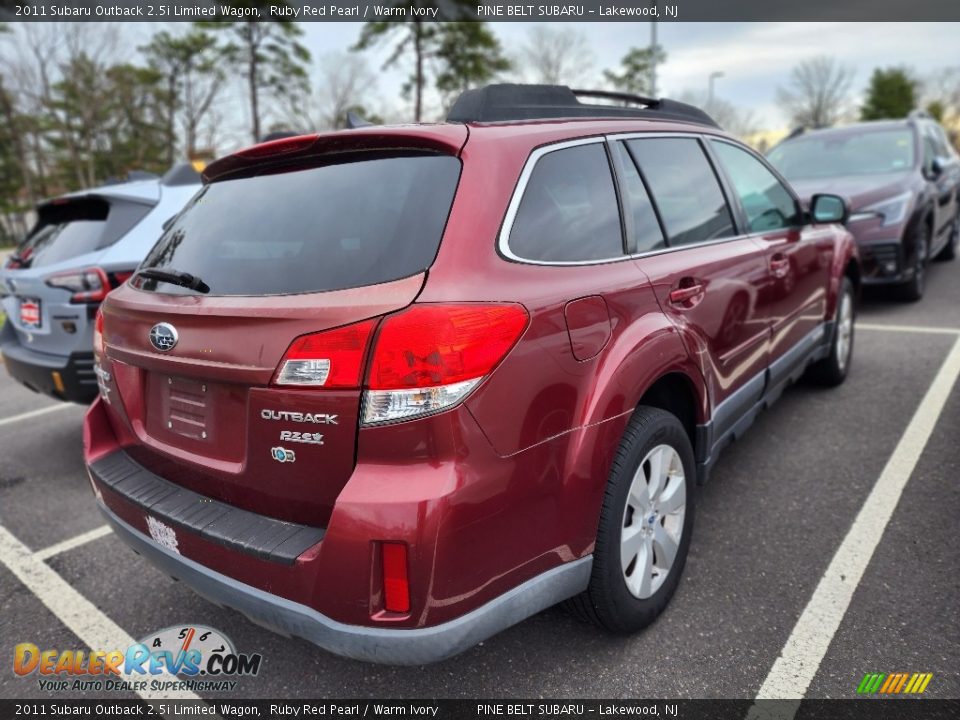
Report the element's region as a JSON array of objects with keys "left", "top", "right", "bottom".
[
  {"left": 625, "top": 138, "right": 736, "bottom": 247},
  {"left": 13, "top": 197, "right": 153, "bottom": 269},
  {"left": 136, "top": 153, "right": 461, "bottom": 296},
  {"left": 507, "top": 143, "right": 624, "bottom": 262}
]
